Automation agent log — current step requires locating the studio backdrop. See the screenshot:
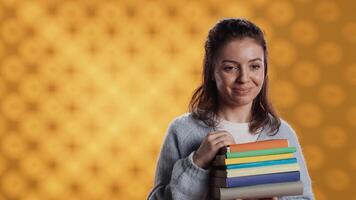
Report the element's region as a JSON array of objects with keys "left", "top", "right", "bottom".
[{"left": 0, "top": 0, "right": 355, "bottom": 199}]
